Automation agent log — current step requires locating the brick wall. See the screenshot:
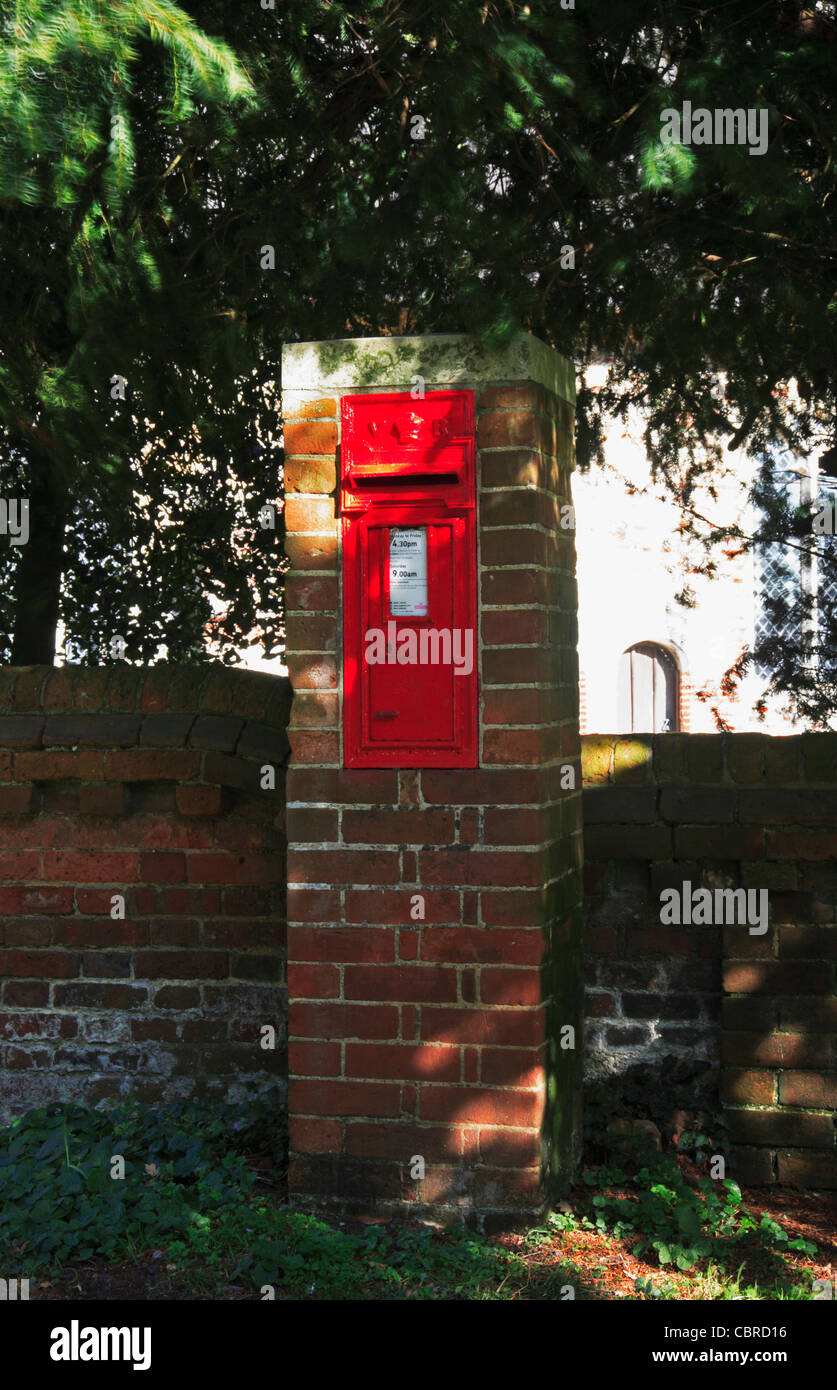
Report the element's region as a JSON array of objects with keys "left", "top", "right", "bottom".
[
  {"left": 582, "top": 732, "right": 837, "bottom": 1188},
  {"left": 0, "top": 664, "right": 290, "bottom": 1123},
  {"left": 282, "top": 333, "right": 584, "bottom": 1226}
]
